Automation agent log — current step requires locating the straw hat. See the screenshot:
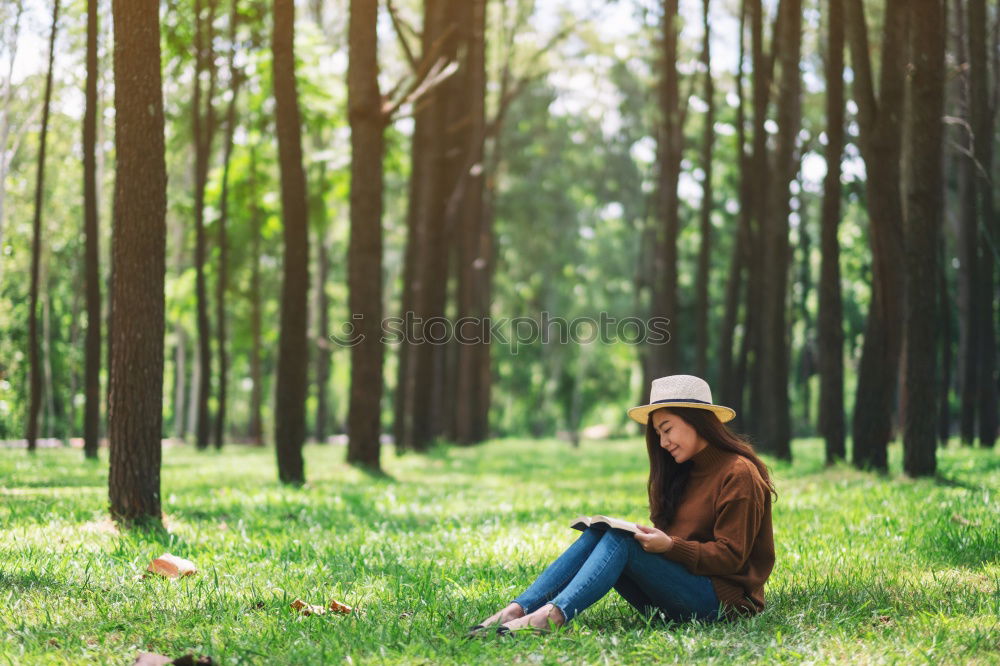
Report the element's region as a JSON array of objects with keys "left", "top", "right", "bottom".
[{"left": 627, "top": 375, "right": 736, "bottom": 424}]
